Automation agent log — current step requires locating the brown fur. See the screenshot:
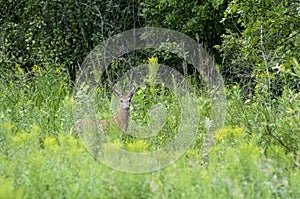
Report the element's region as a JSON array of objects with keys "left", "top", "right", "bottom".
[{"left": 71, "top": 85, "right": 136, "bottom": 138}]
